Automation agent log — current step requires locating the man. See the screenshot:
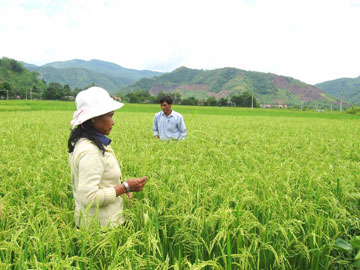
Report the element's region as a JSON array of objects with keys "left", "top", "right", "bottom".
[{"left": 153, "top": 96, "right": 187, "bottom": 140}]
